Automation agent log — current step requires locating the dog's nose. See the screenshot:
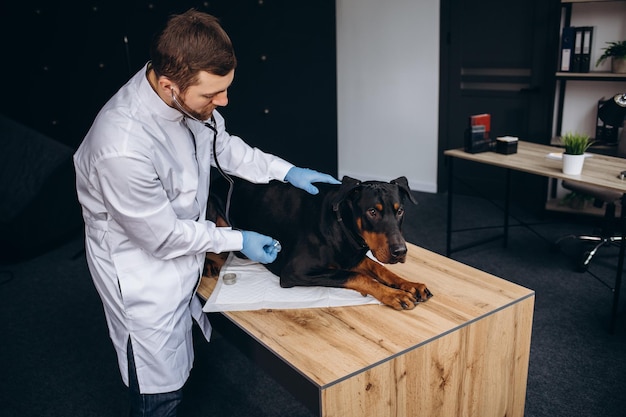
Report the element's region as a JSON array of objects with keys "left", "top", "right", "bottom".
[{"left": 391, "top": 244, "right": 407, "bottom": 259}]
